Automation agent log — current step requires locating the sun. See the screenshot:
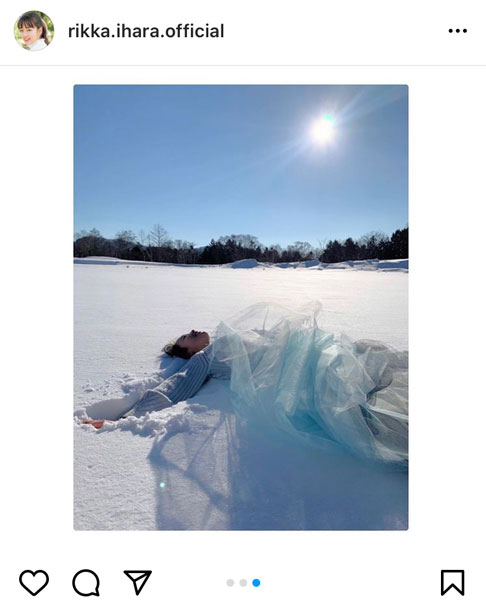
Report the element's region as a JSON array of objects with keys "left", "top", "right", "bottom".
[{"left": 311, "top": 114, "right": 335, "bottom": 145}]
